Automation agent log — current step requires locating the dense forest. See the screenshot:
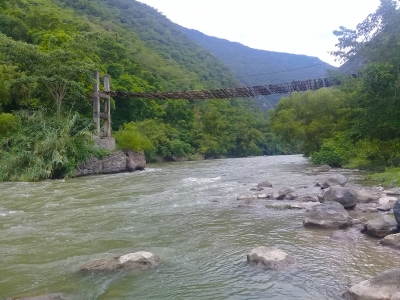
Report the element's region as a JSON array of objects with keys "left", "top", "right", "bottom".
[
  {"left": 269, "top": 0, "right": 400, "bottom": 185},
  {"left": 0, "top": 0, "right": 285, "bottom": 181},
  {"left": 179, "top": 27, "right": 335, "bottom": 110}
]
